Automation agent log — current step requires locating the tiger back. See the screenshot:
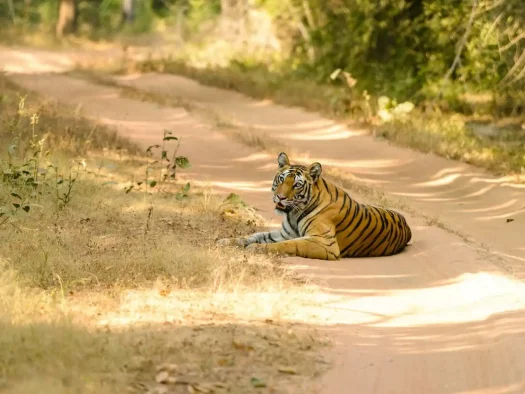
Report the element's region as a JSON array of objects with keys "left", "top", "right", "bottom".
[{"left": 332, "top": 198, "right": 412, "bottom": 258}]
